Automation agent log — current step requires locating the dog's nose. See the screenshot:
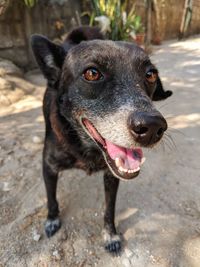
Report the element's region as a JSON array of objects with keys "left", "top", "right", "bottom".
[{"left": 128, "top": 111, "right": 167, "bottom": 146}]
